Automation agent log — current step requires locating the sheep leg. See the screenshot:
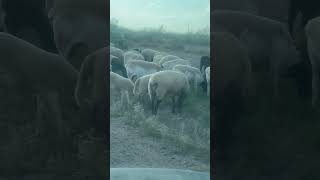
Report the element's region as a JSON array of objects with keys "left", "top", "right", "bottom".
[
  {"left": 171, "top": 96, "right": 176, "bottom": 113},
  {"left": 138, "top": 94, "right": 142, "bottom": 105},
  {"left": 194, "top": 79, "right": 198, "bottom": 94},
  {"left": 201, "top": 66, "right": 205, "bottom": 75},
  {"left": 151, "top": 95, "right": 155, "bottom": 115},
  {"left": 155, "top": 100, "right": 161, "bottom": 115},
  {"left": 207, "top": 82, "right": 210, "bottom": 97},
  {"left": 47, "top": 92, "right": 67, "bottom": 160},
  {"left": 311, "top": 60, "right": 320, "bottom": 106},
  {"left": 125, "top": 91, "right": 130, "bottom": 107},
  {"left": 120, "top": 91, "right": 124, "bottom": 108},
  {"left": 121, "top": 91, "right": 125, "bottom": 107},
  {"left": 150, "top": 89, "right": 158, "bottom": 115},
  {"left": 140, "top": 94, "right": 146, "bottom": 109},
  {"left": 204, "top": 74, "right": 208, "bottom": 93},
  {"left": 178, "top": 91, "right": 187, "bottom": 113},
  {"left": 309, "top": 45, "right": 320, "bottom": 107},
  {"left": 142, "top": 95, "right": 149, "bottom": 111}
]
